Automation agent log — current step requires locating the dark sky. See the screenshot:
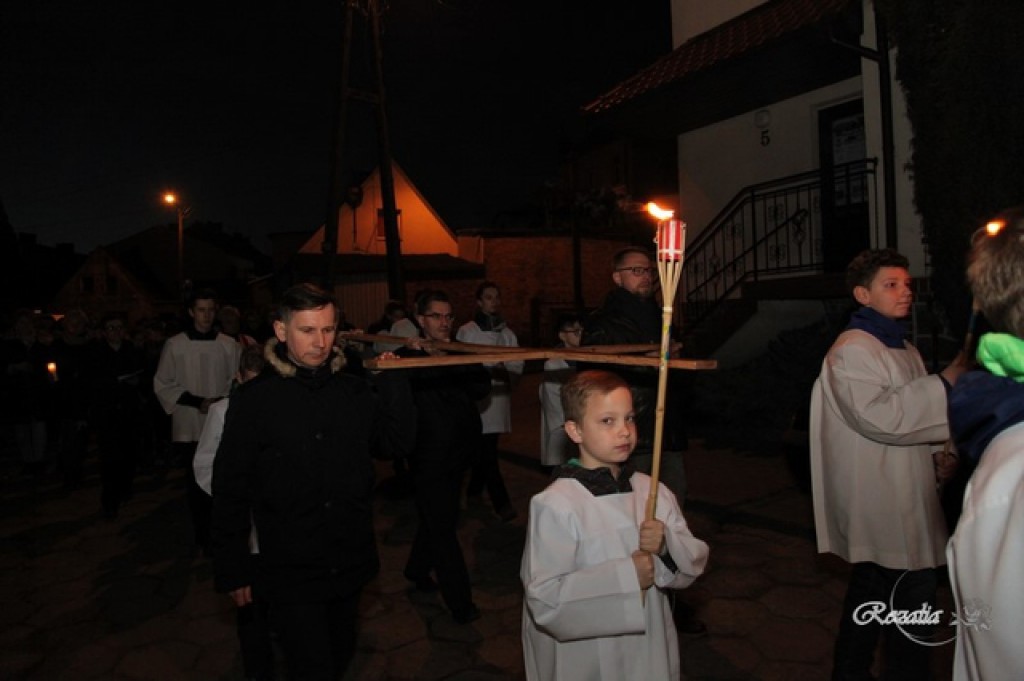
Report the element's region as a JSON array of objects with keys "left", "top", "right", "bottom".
[{"left": 1, "top": 1, "right": 671, "bottom": 254}]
